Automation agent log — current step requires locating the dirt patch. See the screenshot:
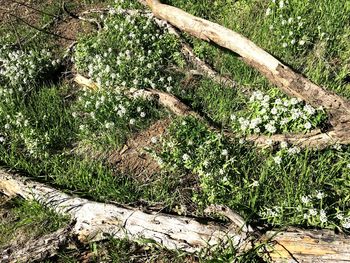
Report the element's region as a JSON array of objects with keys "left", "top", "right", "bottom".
[
  {"left": 0, "top": 0, "right": 43, "bottom": 28},
  {"left": 53, "top": 18, "right": 94, "bottom": 48},
  {"left": 0, "top": 0, "right": 98, "bottom": 49},
  {"left": 108, "top": 118, "right": 172, "bottom": 181}
]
